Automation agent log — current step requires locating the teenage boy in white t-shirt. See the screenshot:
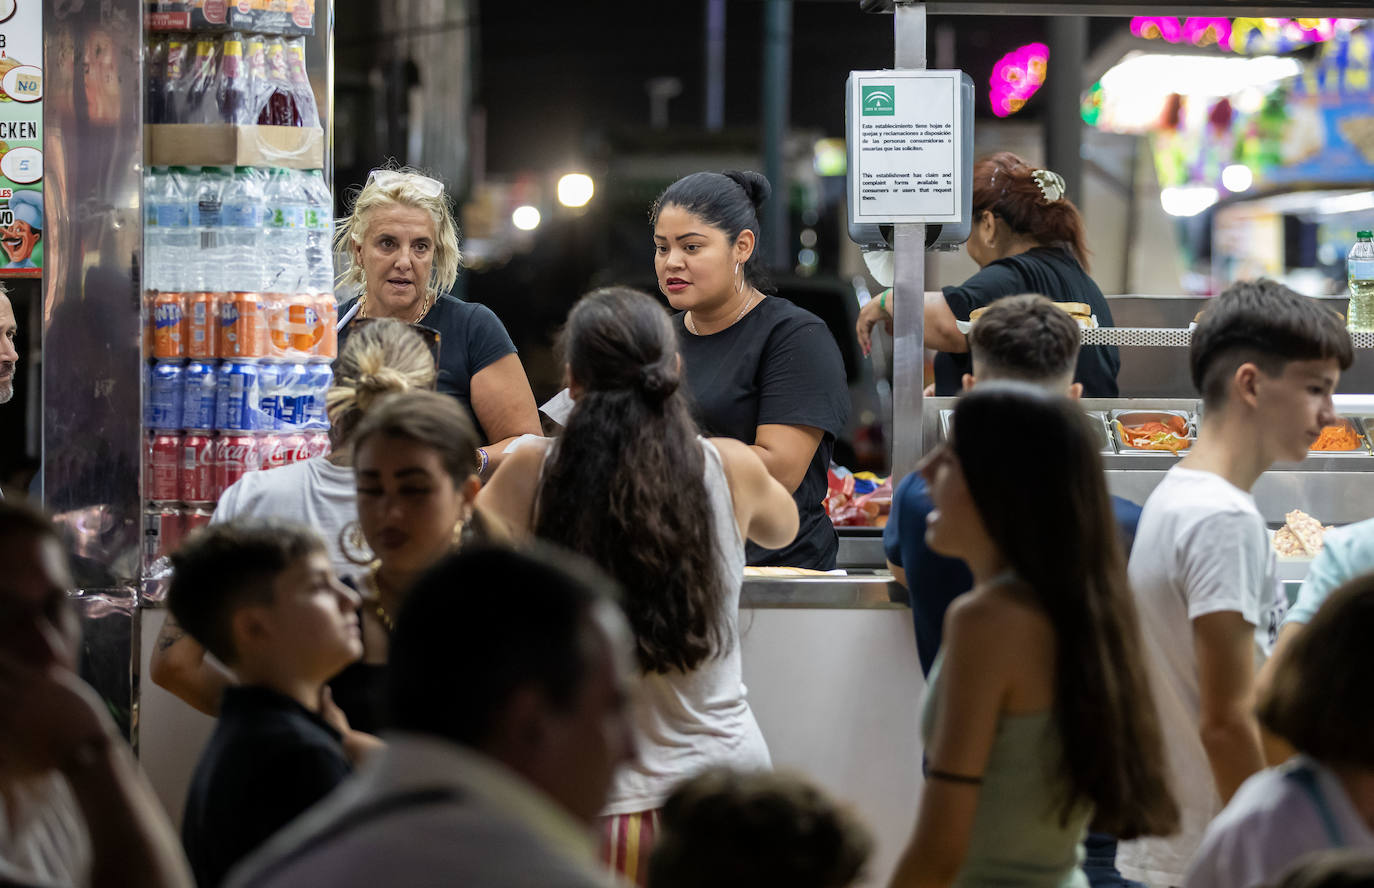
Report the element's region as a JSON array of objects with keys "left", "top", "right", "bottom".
[{"left": 1117, "top": 279, "right": 1353, "bottom": 887}]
